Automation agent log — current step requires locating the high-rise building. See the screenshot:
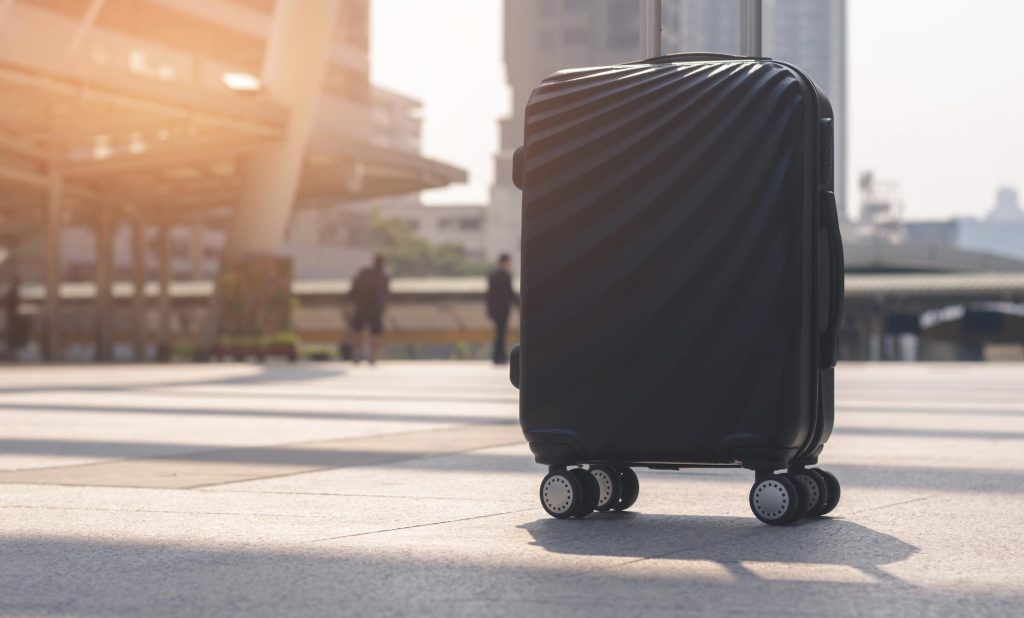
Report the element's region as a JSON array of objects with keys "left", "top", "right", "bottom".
[{"left": 492, "top": 0, "right": 848, "bottom": 266}]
